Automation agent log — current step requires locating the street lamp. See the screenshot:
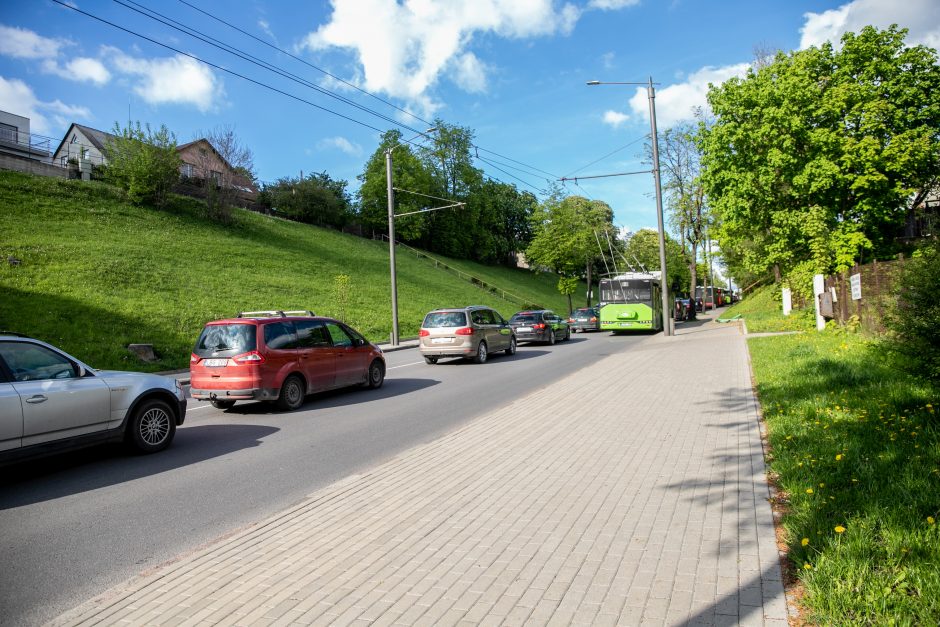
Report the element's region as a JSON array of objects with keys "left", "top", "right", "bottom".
[
  {"left": 586, "top": 77, "right": 672, "bottom": 336},
  {"left": 386, "top": 127, "right": 437, "bottom": 346}
]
